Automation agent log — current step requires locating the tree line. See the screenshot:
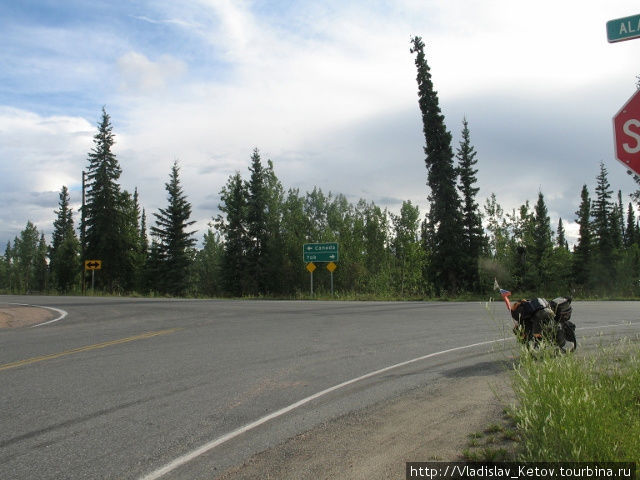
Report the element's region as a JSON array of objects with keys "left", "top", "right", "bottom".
[{"left": 1, "top": 38, "right": 639, "bottom": 298}]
